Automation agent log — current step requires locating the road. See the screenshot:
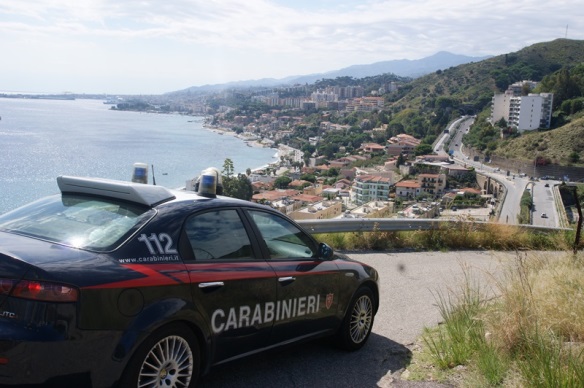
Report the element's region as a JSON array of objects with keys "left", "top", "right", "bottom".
[
  {"left": 198, "top": 251, "right": 516, "bottom": 387},
  {"left": 445, "top": 116, "right": 524, "bottom": 224},
  {"left": 531, "top": 180, "right": 560, "bottom": 227},
  {"left": 441, "top": 117, "right": 563, "bottom": 227}
]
